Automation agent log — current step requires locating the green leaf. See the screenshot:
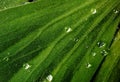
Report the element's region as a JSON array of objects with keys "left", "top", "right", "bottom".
[
  {"left": 0, "top": 0, "right": 120, "bottom": 82},
  {"left": 93, "top": 30, "right": 120, "bottom": 82},
  {"left": 0, "top": 0, "right": 29, "bottom": 10},
  {"left": 108, "top": 60, "right": 120, "bottom": 82}
]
